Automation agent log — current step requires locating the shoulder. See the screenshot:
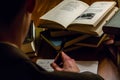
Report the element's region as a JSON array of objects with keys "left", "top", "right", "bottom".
[{"left": 0, "top": 42, "right": 48, "bottom": 79}]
